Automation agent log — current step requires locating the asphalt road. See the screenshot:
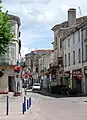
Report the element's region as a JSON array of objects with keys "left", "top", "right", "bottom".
[
  {"left": 27, "top": 92, "right": 87, "bottom": 120},
  {"left": 1, "top": 92, "right": 87, "bottom": 120}
]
